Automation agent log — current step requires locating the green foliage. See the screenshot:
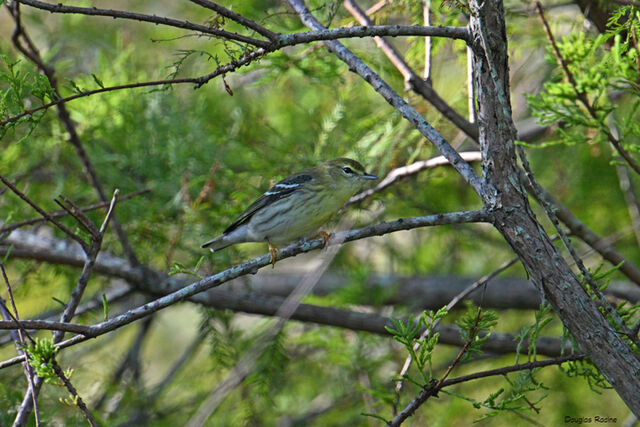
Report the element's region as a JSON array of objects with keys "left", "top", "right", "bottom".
[
  {"left": 561, "top": 358, "right": 613, "bottom": 393},
  {"left": 168, "top": 255, "right": 205, "bottom": 278},
  {"left": 526, "top": 8, "right": 640, "bottom": 164},
  {"left": 24, "top": 338, "right": 58, "bottom": 384},
  {"left": 0, "top": 54, "right": 54, "bottom": 139},
  {"left": 386, "top": 307, "right": 448, "bottom": 384},
  {"left": 444, "top": 379, "right": 548, "bottom": 423},
  {"left": 455, "top": 305, "right": 498, "bottom": 362},
  {"left": 515, "top": 304, "right": 554, "bottom": 362}
]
